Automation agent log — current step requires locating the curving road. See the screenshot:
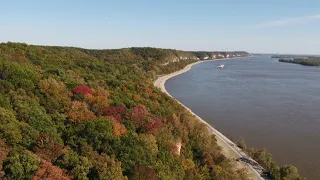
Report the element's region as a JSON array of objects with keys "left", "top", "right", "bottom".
[{"left": 154, "top": 59, "right": 265, "bottom": 180}]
